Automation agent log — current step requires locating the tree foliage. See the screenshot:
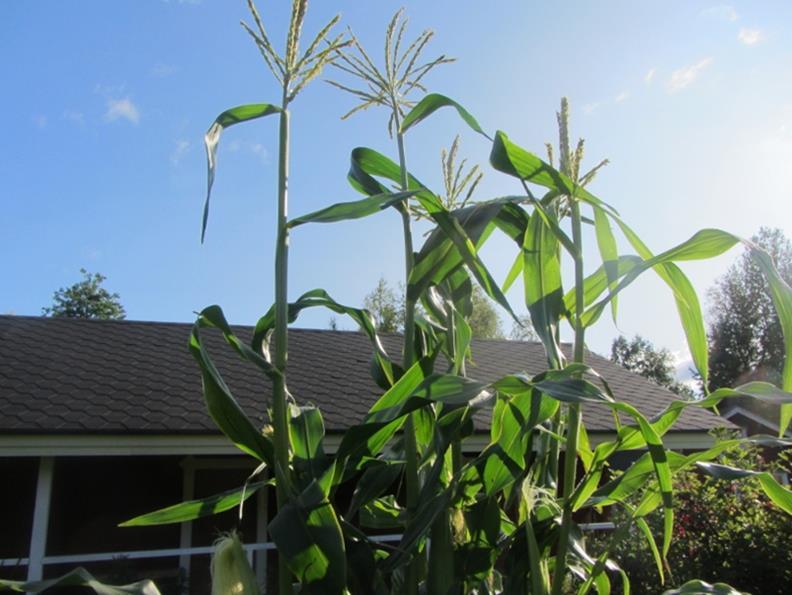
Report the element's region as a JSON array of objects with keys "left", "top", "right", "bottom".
[
  {"left": 707, "top": 228, "right": 792, "bottom": 427},
  {"left": 42, "top": 269, "right": 125, "bottom": 320},
  {"left": 708, "top": 227, "right": 792, "bottom": 391},
  {"left": 363, "top": 277, "right": 403, "bottom": 333},
  {"left": 363, "top": 278, "right": 504, "bottom": 339},
  {"left": 611, "top": 335, "right": 694, "bottom": 397}
]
